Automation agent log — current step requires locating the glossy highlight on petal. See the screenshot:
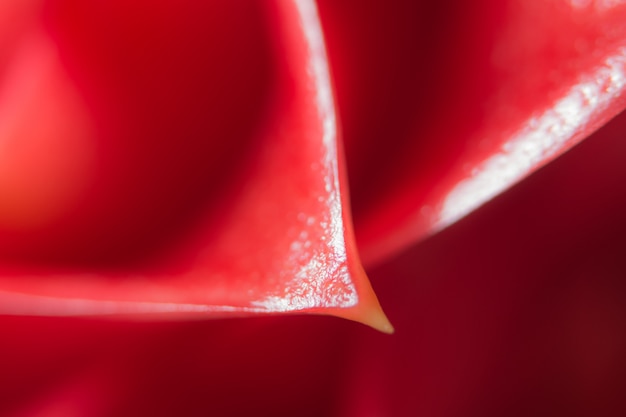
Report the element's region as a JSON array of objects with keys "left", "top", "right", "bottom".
[{"left": 438, "top": 46, "right": 626, "bottom": 229}]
